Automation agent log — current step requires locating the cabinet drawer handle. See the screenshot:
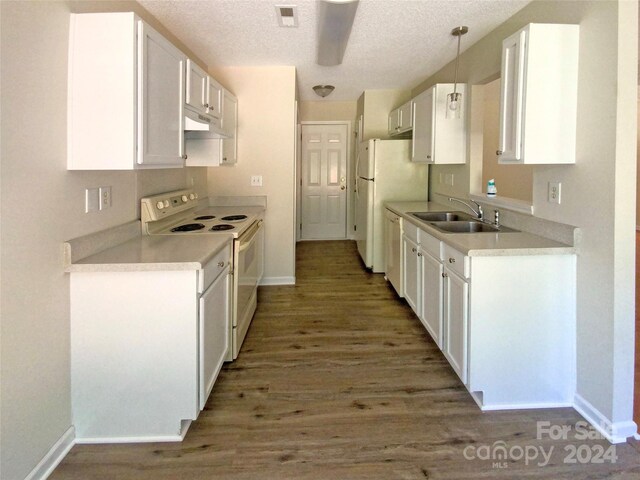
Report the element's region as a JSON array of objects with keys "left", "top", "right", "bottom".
[
  {"left": 496, "top": 150, "right": 503, "bottom": 155},
  {"left": 449, "top": 258, "right": 455, "bottom": 263},
  {"left": 218, "top": 261, "right": 225, "bottom": 268}
]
